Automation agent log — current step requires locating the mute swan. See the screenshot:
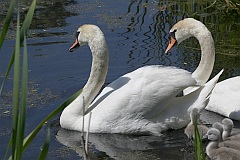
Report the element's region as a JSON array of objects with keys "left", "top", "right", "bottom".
[
  {"left": 206, "top": 128, "right": 240, "bottom": 160},
  {"left": 60, "top": 24, "right": 222, "bottom": 135},
  {"left": 165, "top": 18, "right": 240, "bottom": 121},
  {"left": 184, "top": 108, "right": 208, "bottom": 139},
  {"left": 222, "top": 118, "right": 240, "bottom": 141}
]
